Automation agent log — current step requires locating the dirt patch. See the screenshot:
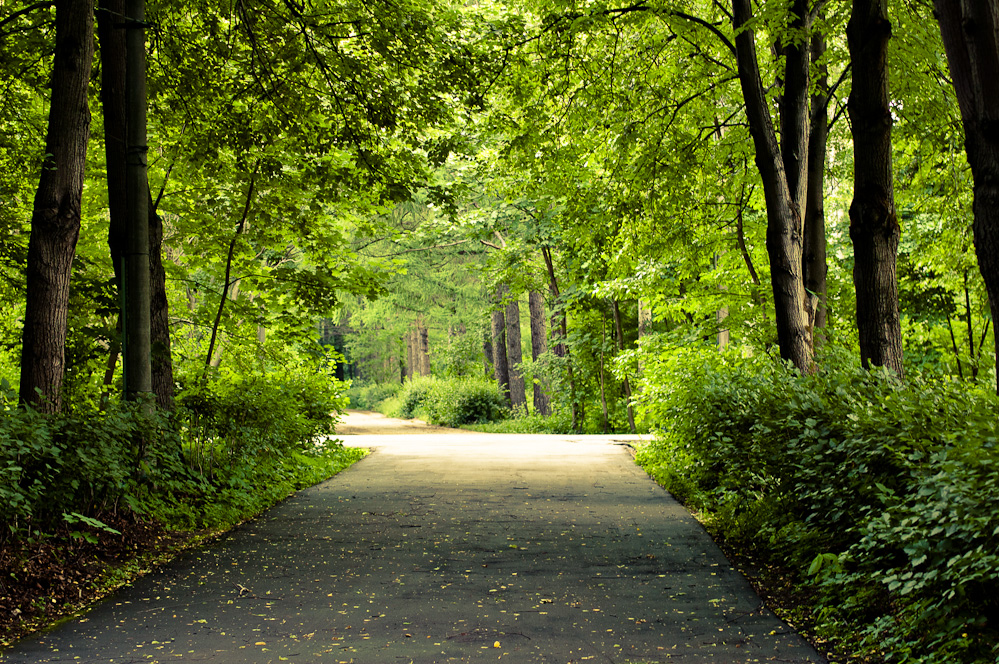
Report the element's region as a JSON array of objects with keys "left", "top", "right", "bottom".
[
  {"left": 334, "top": 409, "right": 466, "bottom": 435},
  {"left": 0, "top": 513, "right": 191, "bottom": 647}
]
